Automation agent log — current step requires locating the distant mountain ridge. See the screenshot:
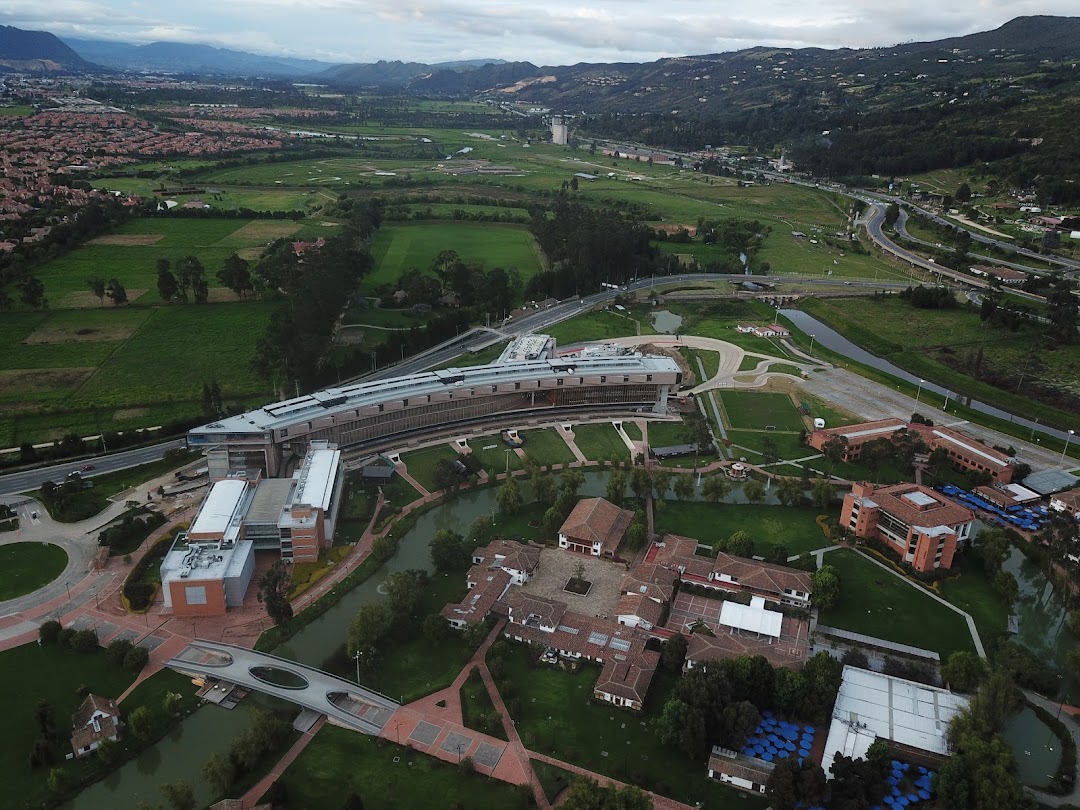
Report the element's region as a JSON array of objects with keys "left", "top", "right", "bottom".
[{"left": 0, "top": 25, "right": 99, "bottom": 73}]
